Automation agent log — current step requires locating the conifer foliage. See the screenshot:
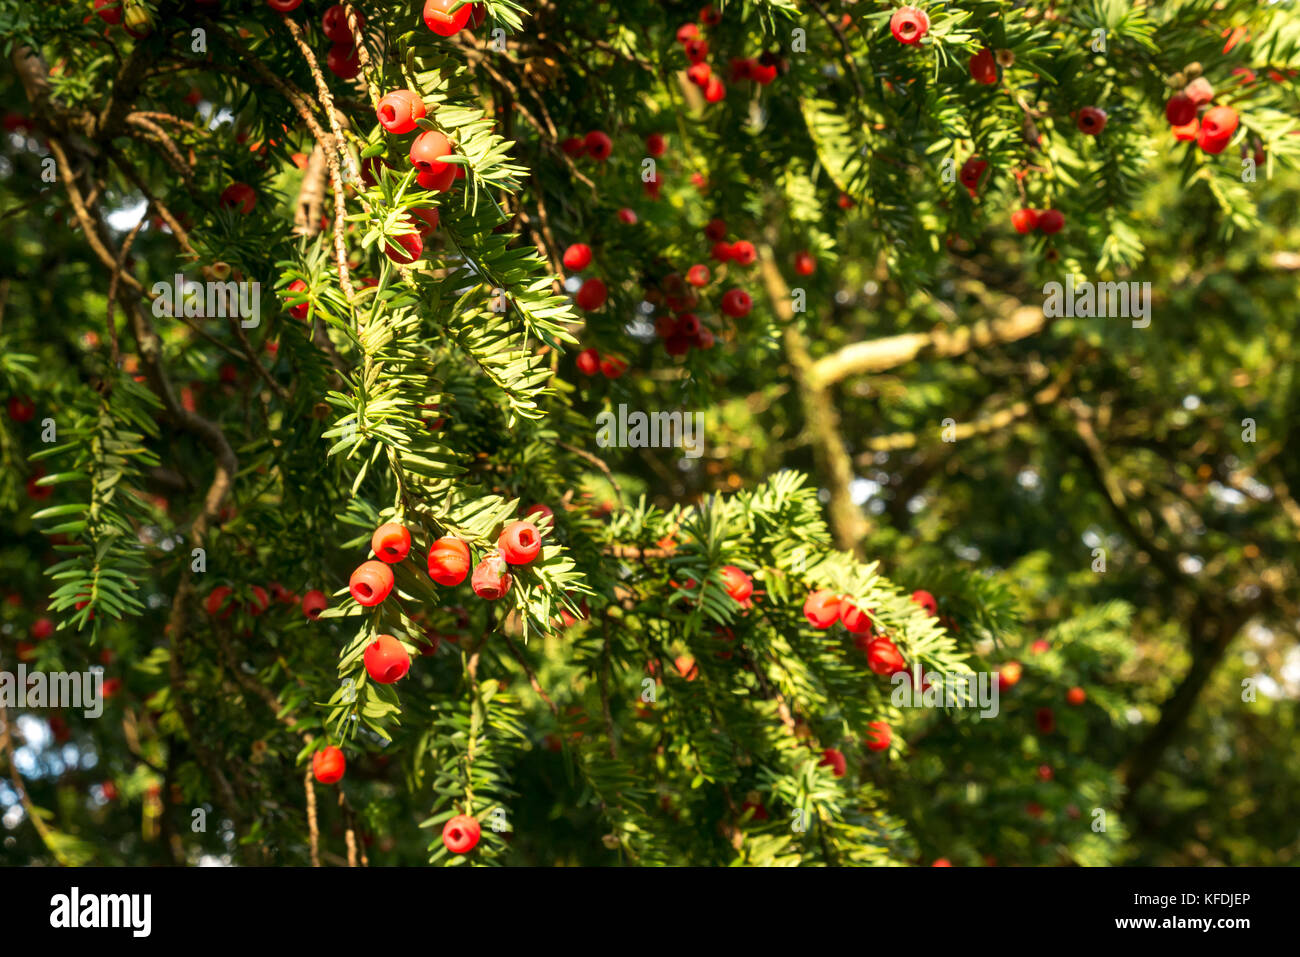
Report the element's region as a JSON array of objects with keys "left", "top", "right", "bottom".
[{"left": 0, "top": 0, "right": 1296, "bottom": 866}]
